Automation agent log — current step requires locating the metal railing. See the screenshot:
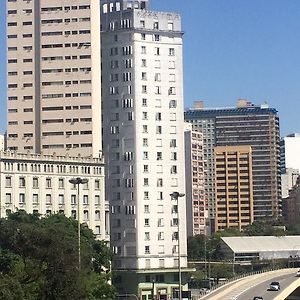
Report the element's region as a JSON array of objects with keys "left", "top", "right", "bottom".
[
  {"left": 116, "top": 294, "right": 139, "bottom": 300},
  {"left": 192, "top": 265, "right": 294, "bottom": 299}
]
